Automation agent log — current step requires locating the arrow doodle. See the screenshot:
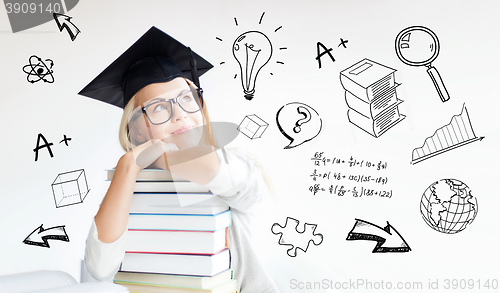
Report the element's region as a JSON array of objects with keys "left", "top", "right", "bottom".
[
  {"left": 53, "top": 13, "right": 81, "bottom": 41},
  {"left": 346, "top": 219, "right": 411, "bottom": 253},
  {"left": 23, "top": 224, "right": 70, "bottom": 248}
]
